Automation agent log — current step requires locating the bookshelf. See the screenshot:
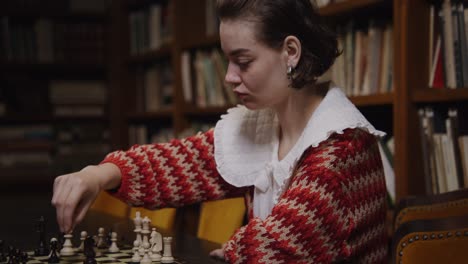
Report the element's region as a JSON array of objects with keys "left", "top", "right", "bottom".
[
  {"left": 2, "top": 0, "right": 466, "bottom": 214},
  {"left": 0, "top": 1, "right": 113, "bottom": 188}
]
